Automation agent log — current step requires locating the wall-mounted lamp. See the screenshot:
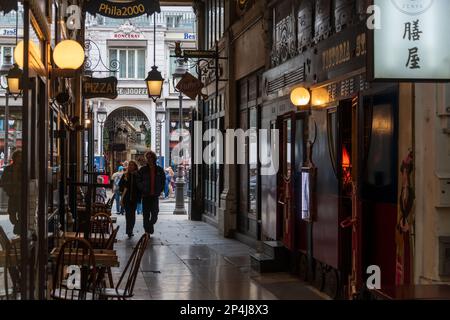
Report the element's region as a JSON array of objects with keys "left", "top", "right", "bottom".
[
  {"left": 52, "top": 40, "right": 85, "bottom": 78},
  {"left": 311, "top": 87, "right": 330, "bottom": 106},
  {"left": 53, "top": 40, "right": 85, "bottom": 70},
  {"left": 290, "top": 86, "right": 311, "bottom": 109},
  {"left": 14, "top": 40, "right": 45, "bottom": 76},
  {"left": 0, "top": 55, "right": 23, "bottom": 99},
  {"left": 6, "top": 64, "right": 23, "bottom": 98}
]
